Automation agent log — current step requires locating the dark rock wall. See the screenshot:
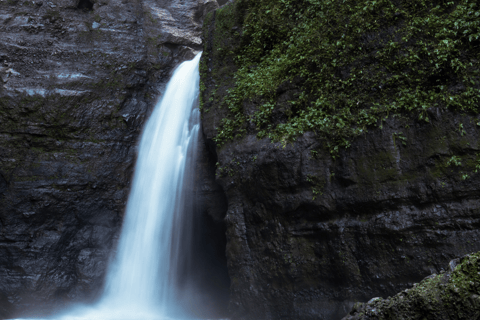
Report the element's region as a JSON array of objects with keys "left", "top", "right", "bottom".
[
  {"left": 0, "top": 0, "right": 226, "bottom": 317},
  {"left": 201, "top": 4, "right": 480, "bottom": 320}
]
